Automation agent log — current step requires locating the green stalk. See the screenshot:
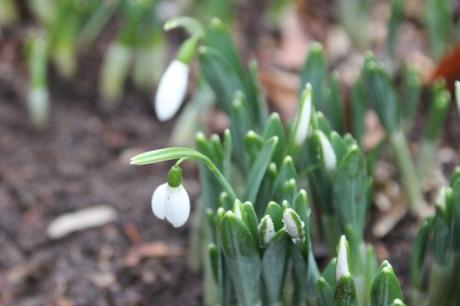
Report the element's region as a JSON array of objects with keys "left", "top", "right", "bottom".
[
  {"left": 99, "top": 42, "right": 133, "bottom": 105},
  {"left": 28, "top": 35, "right": 49, "bottom": 129},
  {"left": 130, "top": 147, "right": 237, "bottom": 201},
  {"left": 416, "top": 84, "right": 450, "bottom": 179},
  {"left": 389, "top": 130, "right": 425, "bottom": 215}
]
